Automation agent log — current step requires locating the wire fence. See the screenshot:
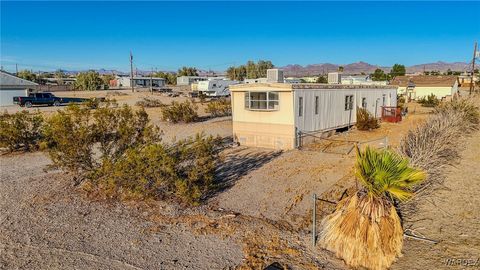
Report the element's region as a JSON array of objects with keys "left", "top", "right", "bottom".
[{"left": 299, "top": 131, "right": 388, "bottom": 155}]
